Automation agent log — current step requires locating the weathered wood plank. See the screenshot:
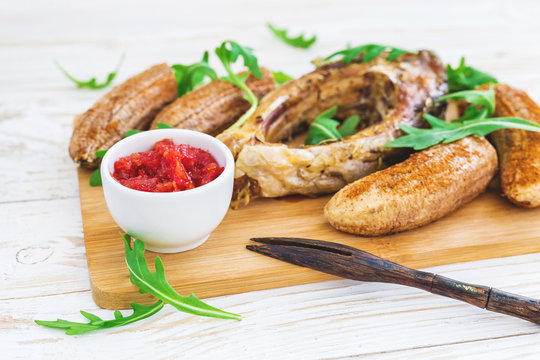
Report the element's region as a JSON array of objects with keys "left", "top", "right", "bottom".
[
  {"left": 359, "top": 333, "right": 540, "bottom": 359},
  {"left": 4, "top": 254, "right": 540, "bottom": 359},
  {"left": 0, "top": 198, "right": 89, "bottom": 300},
  {"left": 2, "top": 0, "right": 540, "bottom": 357}
]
